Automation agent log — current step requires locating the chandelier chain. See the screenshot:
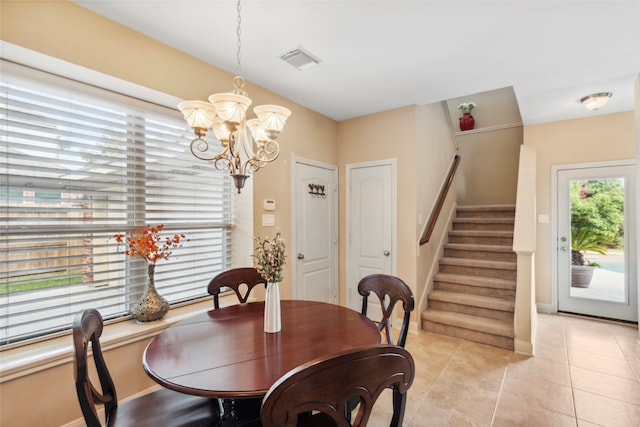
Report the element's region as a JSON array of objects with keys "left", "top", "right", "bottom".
[
  {"left": 236, "top": 0, "right": 242, "bottom": 77},
  {"left": 177, "top": 0, "right": 291, "bottom": 194}
]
